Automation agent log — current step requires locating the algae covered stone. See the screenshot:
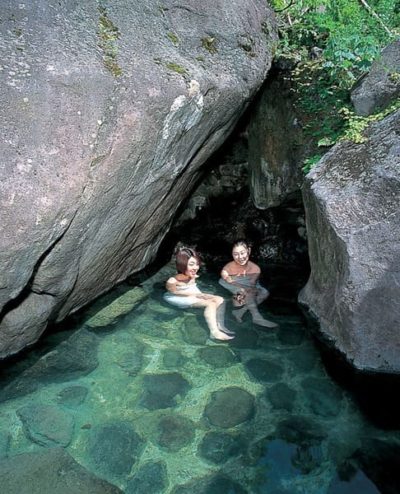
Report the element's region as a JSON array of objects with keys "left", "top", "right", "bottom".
[
  {"left": 156, "top": 414, "right": 195, "bottom": 452},
  {"left": 198, "top": 431, "right": 244, "bottom": 464},
  {"left": 301, "top": 377, "right": 343, "bottom": 418},
  {"left": 86, "top": 287, "right": 147, "bottom": 328},
  {"left": 17, "top": 404, "right": 74, "bottom": 447},
  {"left": 0, "top": 448, "right": 123, "bottom": 494},
  {"left": 57, "top": 385, "right": 89, "bottom": 407},
  {"left": 267, "top": 382, "right": 297, "bottom": 412},
  {"left": 245, "top": 358, "right": 284, "bottom": 383},
  {"left": 88, "top": 421, "right": 144, "bottom": 477},
  {"left": 126, "top": 460, "right": 168, "bottom": 494},
  {"left": 140, "top": 372, "right": 191, "bottom": 410},
  {"left": 173, "top": 474, "right": 247, "bottom": 494},
  {"left": 204, "top": 386, "right": 255, "bottom": 428},
  {"left": 197, "top": 346, "right": 239, "bottom": 368}
]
